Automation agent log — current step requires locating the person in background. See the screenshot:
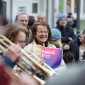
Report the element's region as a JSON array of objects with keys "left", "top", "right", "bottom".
[
  {"left": 15, "top": 13, "right": 28, "bottom": 28},
  {"left": 56, "top": 14, "right": 76, "bottom": 45},
  {"left": 37, "top": 13, "right": 46, "bottom": 22},
  {"left": 24, "top": 21, "right": 66, "bottom": 74},
  {"left": 15, "top": 13, "right": 32, "bottom": 41},
  {"left": 4, "top": 23, "right": 28, "bottom": 48},
  {"left": 63, "top": 29, "right": 85, "bottom": 62},
  {"left": 51, "top": 29, "right": 62, "bottom": 48},
  {"left": 63, "top": 50, "right": 75, "bottom": 64},
  {"left": 66, "top": 13, "right": 77, "bottom": 29},
  {"left": 28, "top": 16, "right": 35, "bottom": 29}
]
